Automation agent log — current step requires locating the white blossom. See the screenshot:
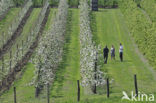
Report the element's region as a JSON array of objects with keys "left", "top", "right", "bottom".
[
  {"left": 79, "top": 0, "right": 107, "bottom": 88},
  {"left": 32, "top": 0, "right": 68, "bottom": 88}
]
